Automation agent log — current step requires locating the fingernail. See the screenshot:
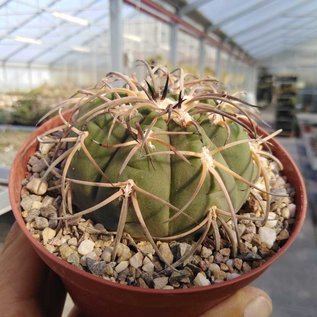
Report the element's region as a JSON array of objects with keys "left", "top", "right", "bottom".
[{"left": 244, "top": 296, "right": 272, "bottom": 317}]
